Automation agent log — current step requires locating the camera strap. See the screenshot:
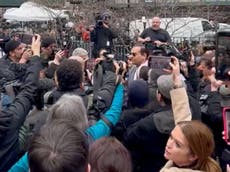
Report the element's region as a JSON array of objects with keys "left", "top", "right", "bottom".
[{"left": 4, "top": 84, "right": 15, "bottom": 99}]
